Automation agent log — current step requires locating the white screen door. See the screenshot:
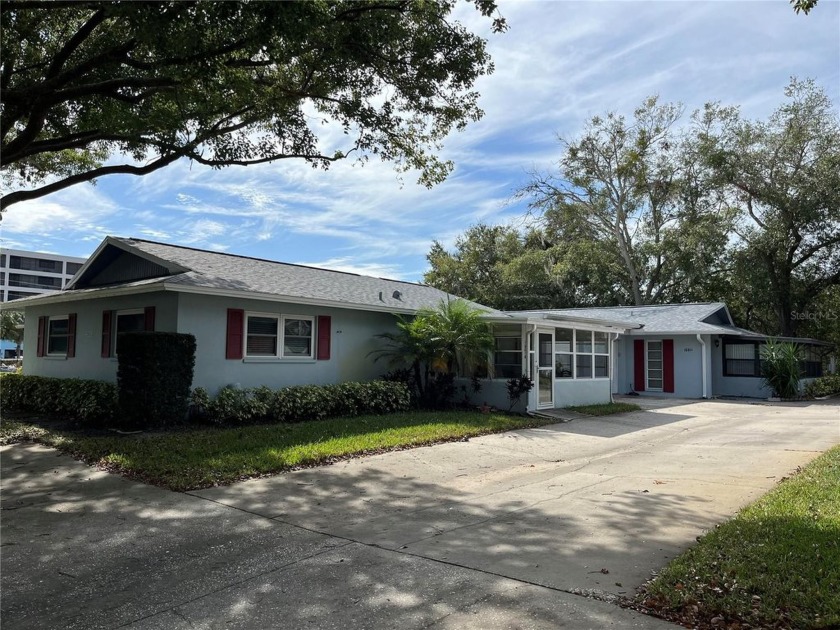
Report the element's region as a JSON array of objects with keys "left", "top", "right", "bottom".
[{"left": 537, "top": 331, "right": 554, "bottom": 408}]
